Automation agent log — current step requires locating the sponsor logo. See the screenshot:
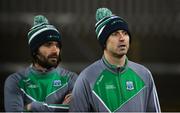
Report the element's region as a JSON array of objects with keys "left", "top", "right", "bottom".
[
  {"left": 27, "top": 84, "right": 38, "bottom": 88},
  {"left": 105, "top": 84, "right": 116, "bottom": 90},
  {"left": 97, "top": 75, "right": 104, "bottom": 85},
  {"left": 48, "top": 35, "right": 59, "bottom": 39},
  {"left": 23, "top": 78, "right": 38, "bottom": 88}
]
